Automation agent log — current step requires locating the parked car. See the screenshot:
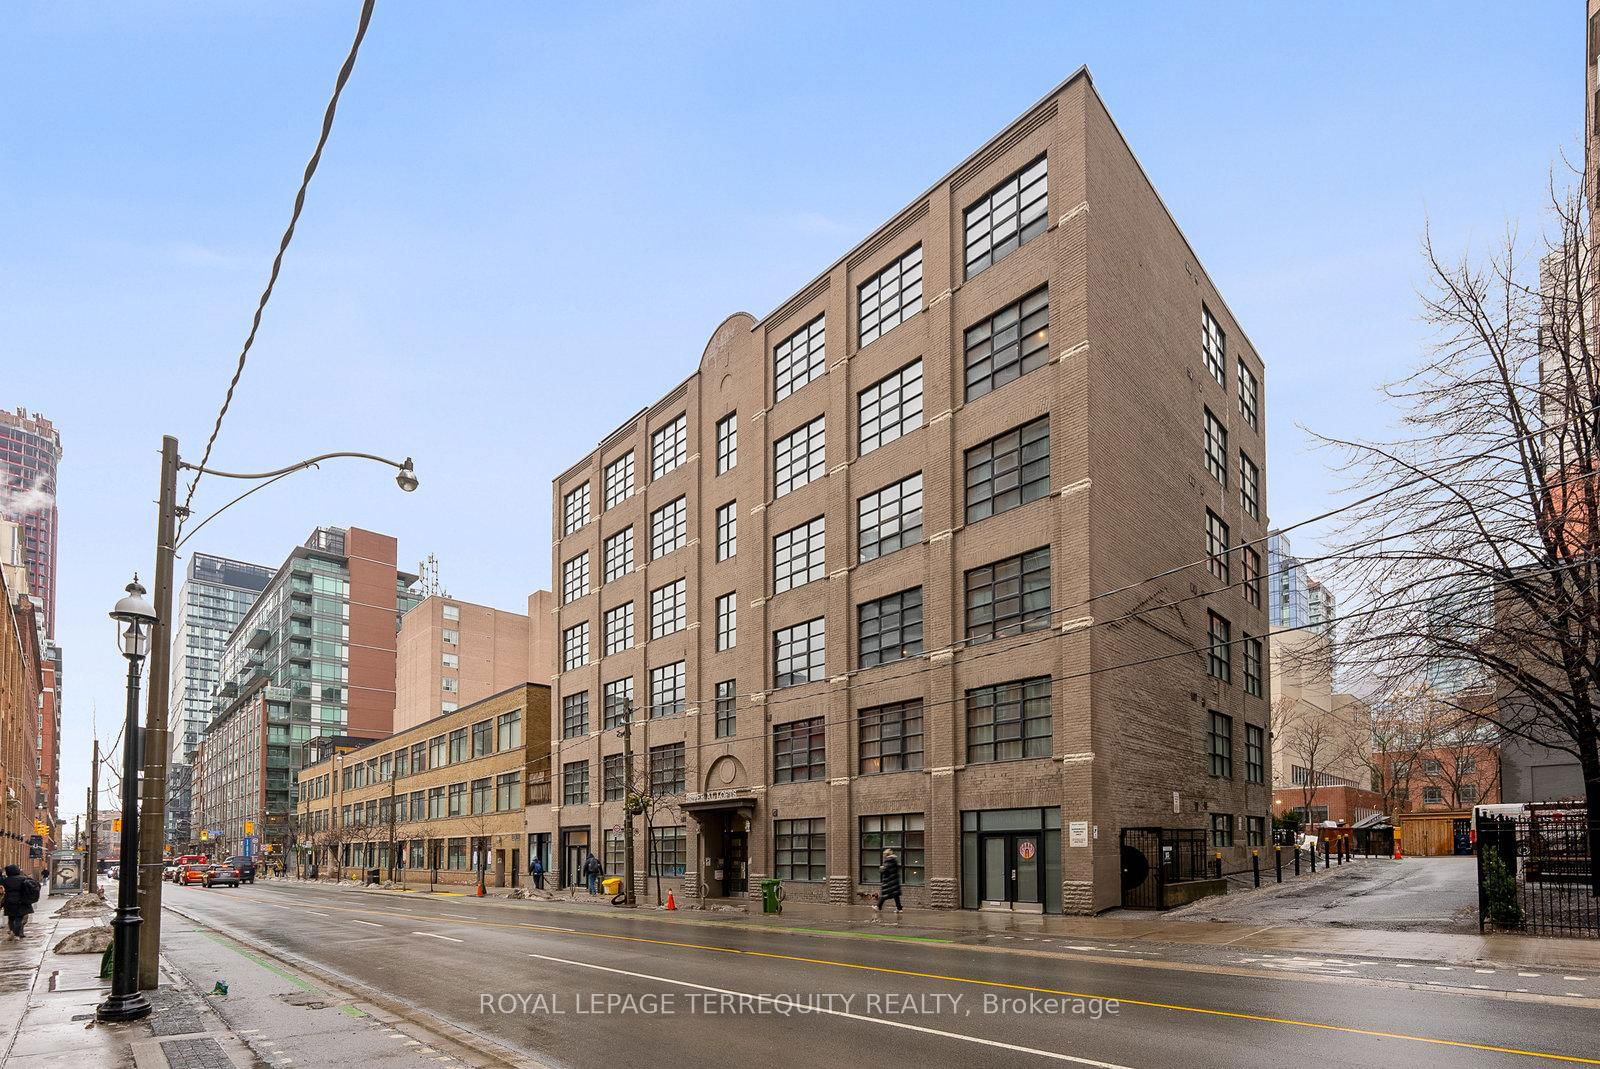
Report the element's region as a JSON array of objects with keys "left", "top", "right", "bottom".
[
  {"left": 108, "top": 864, "right": 120, "bottom": 880},
  {"left": 202, "top": 864, "right": 241, "bottom": 889},
  {"left": 162, "top": 862, "right": 180, "bottom": 882},
  {"left": 225, "top": 855, "right": 257, "bottom": 884},
  {"left": 178, "top": 863, "right": 209, "bottom": 885}
]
